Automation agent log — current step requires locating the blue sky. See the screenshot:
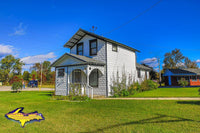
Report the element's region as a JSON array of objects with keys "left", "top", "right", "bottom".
[{"left": 0, "top": 0, "right": 200, "bottom": 71}]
